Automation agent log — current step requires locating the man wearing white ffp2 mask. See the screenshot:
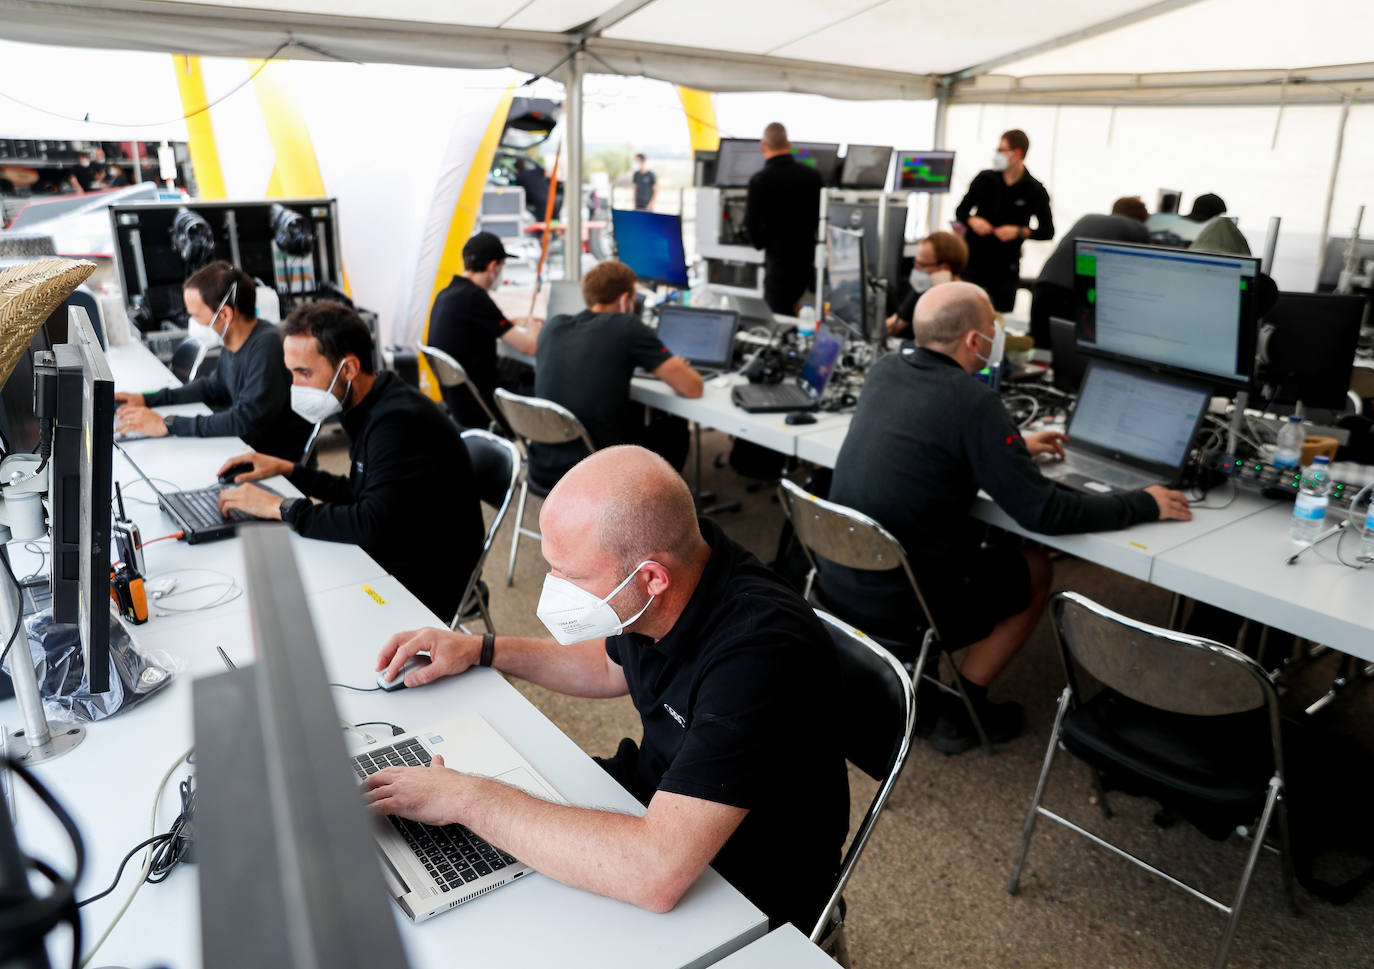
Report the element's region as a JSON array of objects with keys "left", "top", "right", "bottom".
[{"left": 364, "top": 445, "right": 850, "bottom": 929}]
